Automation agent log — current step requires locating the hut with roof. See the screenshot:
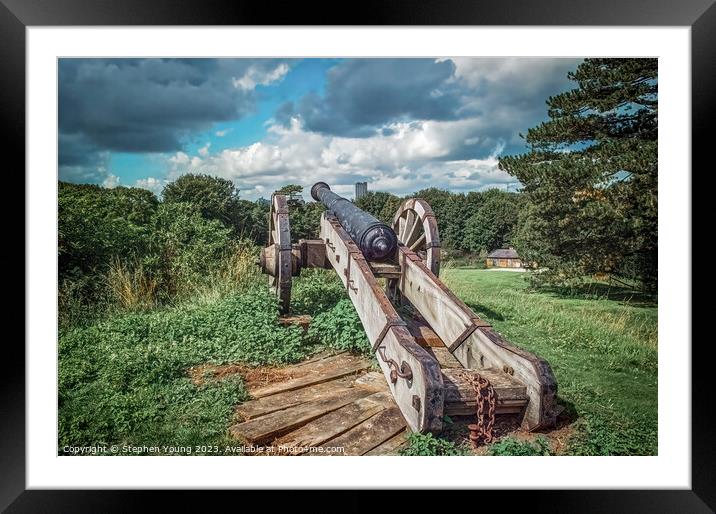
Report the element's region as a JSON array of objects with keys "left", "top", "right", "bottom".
[{"left": 486, "top": 247, "right": 523, "bottom": 269}]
